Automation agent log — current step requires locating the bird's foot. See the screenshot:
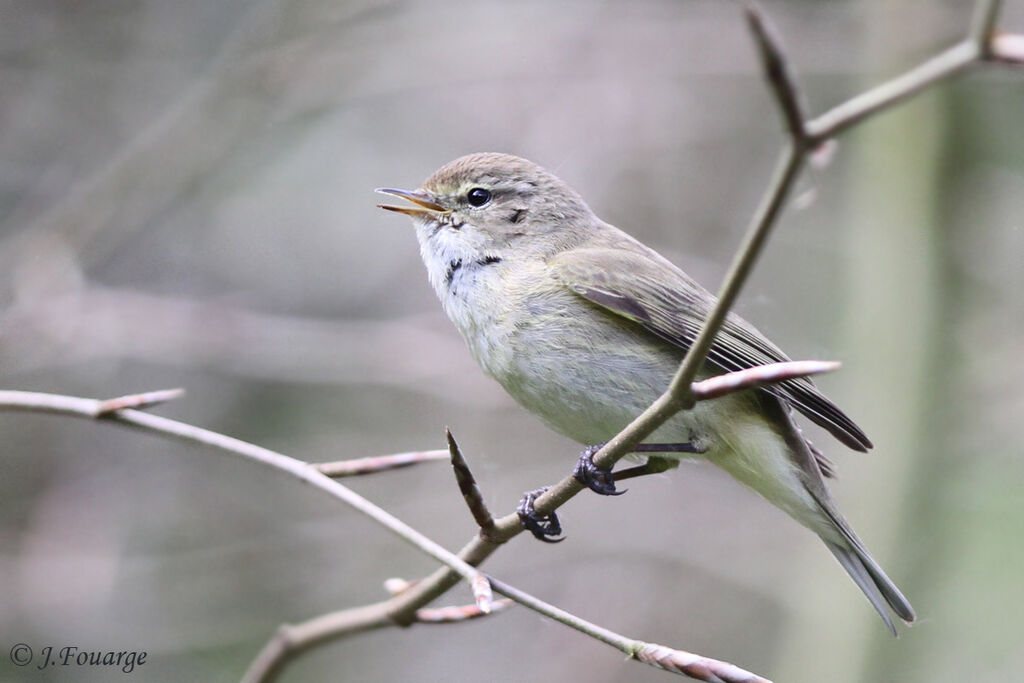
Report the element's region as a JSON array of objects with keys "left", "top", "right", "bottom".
[
  {"left": 574, "top": 441, "right": 706, "bottom": 494},
  {"left": 573, "top": 444, "right": 626, "bottom": 496},
  {"left": 516, "top": 487, "right": 564, "bottom": 543}
]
